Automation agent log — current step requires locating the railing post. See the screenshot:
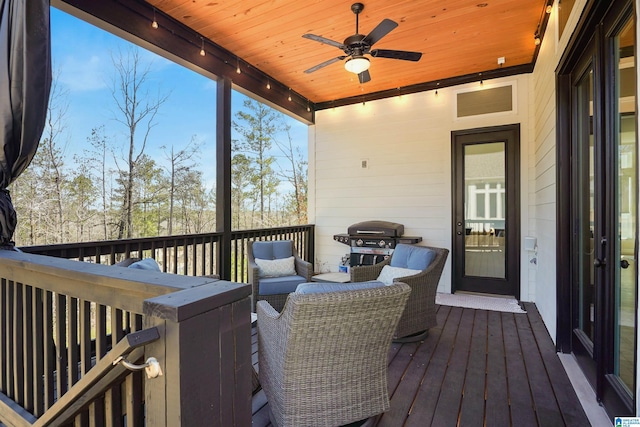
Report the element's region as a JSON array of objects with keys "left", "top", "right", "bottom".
[
  {"left": 142, "top": 280, "right": 252, "bottom": 426},
  {"left": 308, "top": 224, "right": 315, "bottom": 265}
]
